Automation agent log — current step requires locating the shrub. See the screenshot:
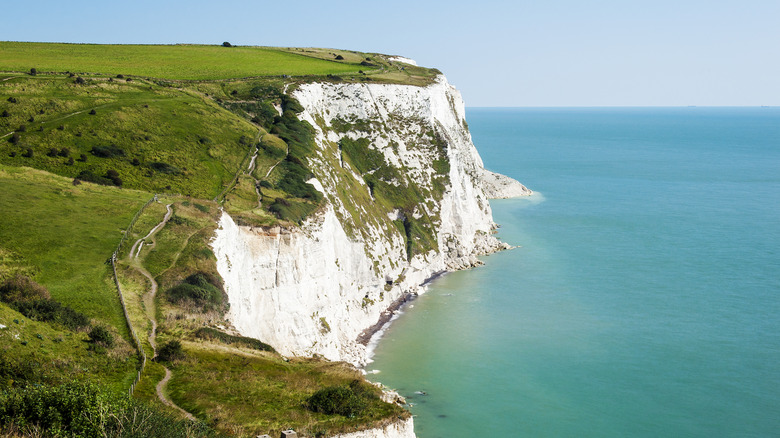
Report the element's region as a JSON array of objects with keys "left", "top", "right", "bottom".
[
  {"left": 105, "top": 169, "right": 122, "bottom": 186},
  {"left": 222, "top": 41, "right": 232, "bottom": 47},
  {"left": 131, "top": 157, "right": 141, "bottom": 166},
  {"left": 74, "top": 76, "right": 85, "bottom": 84},
  {"left": 47, "top": 148, "right": 59, "bottom": 157},
  {"left": 9, "top": 133, "right": 20, "bottom": 144},
  {"left": 157, "top": 340, "right": 186, "bottom": 362},
  {"left": 17, "top": 124, "right": 26, "bottom": 132},
  {"left": 22, "top": 148, "right": 33, "bottom": 158},
  {"left": 0, "top": 275, "right": 51, "bottom": 303},
  {"left": 57, "top": 124, "right": 64, "bottom": 130},
  {"left": 29, "top": 68, "right": 37, "bottom": 76},
  {"left": 166, "top": 272, "right": 224, "bottom": 310},
  {"left": 335, "top": 54, "right": 344, "bottom": 60},
  {"left": 14, "top": 300, "right": 90, "bottom": 330},
  {"left": 75, "top": 170, "right": 110, "bottom": 186},
  {"left": 66, "top": 157, "right": 74, "bottom": 165},
  {"left": 116, "top": 74, "right": 124, "bottom": 79},
  {"left": 89, "top": 109, "right": 96, "bottom": 115},
  {"left": 27, "top": 116, "right": 34, "bottom": 122},
  {"left": 78, "top": 153, "right": 87, "bottom": 162},
  {"left": 90, "top": 144, "right": 125, "bottom": 158},
  {"left": 149, "top": 161, "right": 181, "bottom": 174},
  {"left": 88, "top": 326, "right": 114, "bottom": 347},
  {"left": 7, "top": 97, "right": 17, "bottom": 103},
  {"left": 0, "top": 382, "right": 219, "bottom": 438},
  {"left": 307, "top": 384, "right": 368, "bottom": 417},
  {"left": 1, "top": 110, "right": 8, "bottom": 117},
  {"left": 58, "top": 147, "right": 70, "bottom": 157}
]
